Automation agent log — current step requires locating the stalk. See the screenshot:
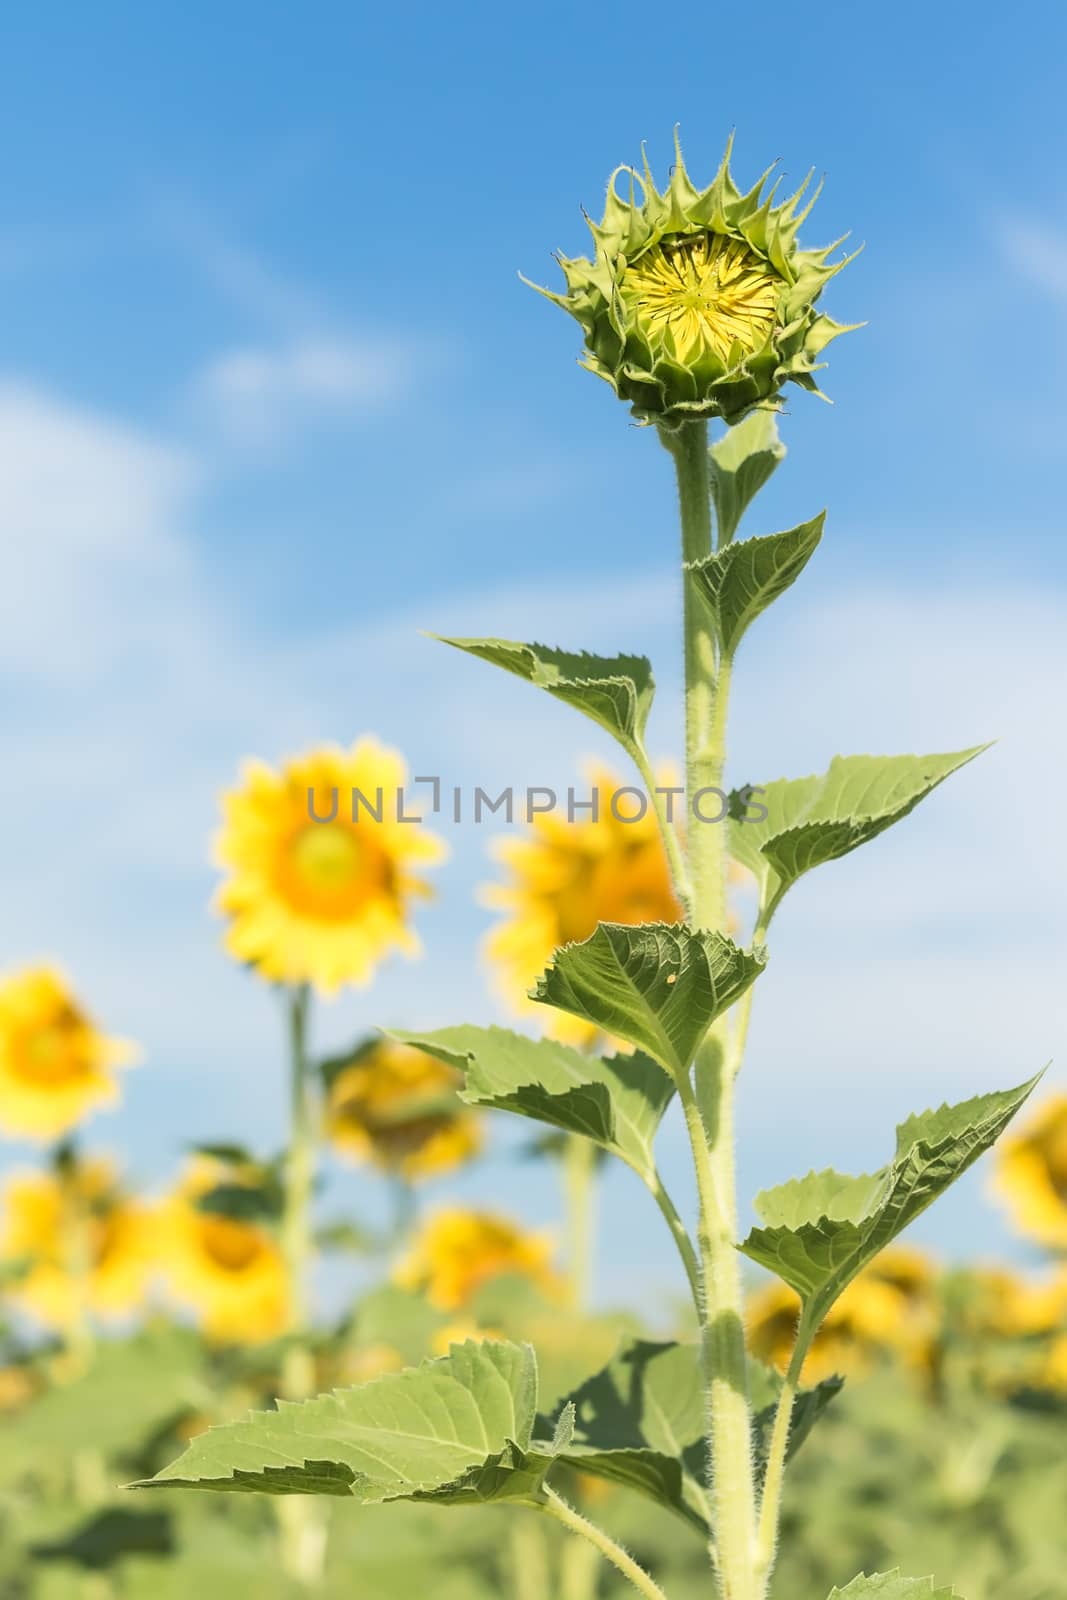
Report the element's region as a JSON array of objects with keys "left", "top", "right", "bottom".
[
  {"left": 543, "top": 1488, "right": 669, "bottom": 1600},
  {"left": 277, "top": 983, "right": 326, "bottom": 1585},
  {"left": 666, "top": 419, "right": 758, "bottom": 1600},
  {"left": 753, "top": 1303, "right": 816, "bottom": 1589}
]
